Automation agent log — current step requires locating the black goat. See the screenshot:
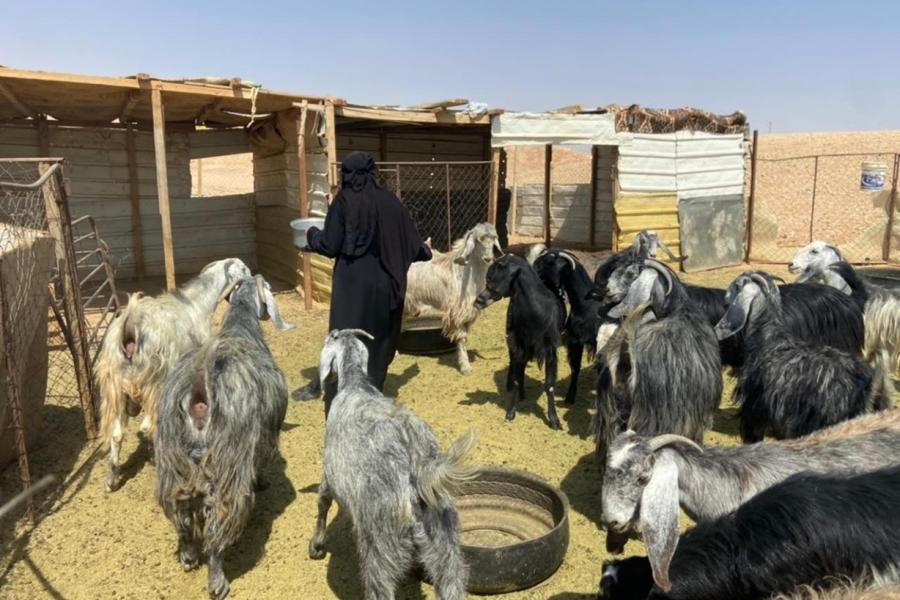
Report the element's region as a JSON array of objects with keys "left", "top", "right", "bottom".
[
  {"left": 533, "top": 248, "right": 604, "bottom": 405},
  {"left": 716, "top": 271, "right": 874, "bottom": 442},
  {"left": 598, "top": 466, "right": 900, "bottom": 600},
  {"left": 475, "top": 254, "right": 566, "bottom": 429}
]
